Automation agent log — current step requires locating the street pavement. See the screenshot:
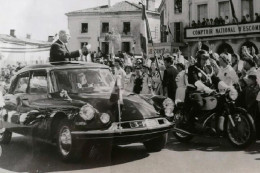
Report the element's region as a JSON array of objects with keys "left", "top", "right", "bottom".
[{"left": 1, "top": 133, "right": 260, "bottom": 173}]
